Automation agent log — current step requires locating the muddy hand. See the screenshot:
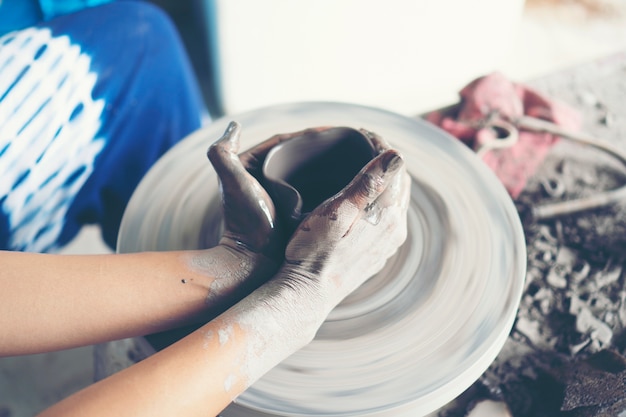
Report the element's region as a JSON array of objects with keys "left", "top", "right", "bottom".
[
  {"left": 207, "top": 121, "right": 283, "bottom": 263},
  {"left": 277, "top": 148, "right": 410, "bottom": 316},
  {"left": 359, "top": 128, "right": 410, "bottom": 213}
]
